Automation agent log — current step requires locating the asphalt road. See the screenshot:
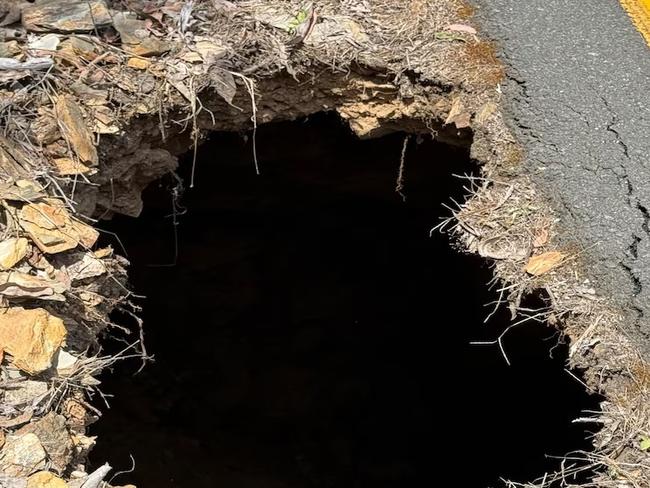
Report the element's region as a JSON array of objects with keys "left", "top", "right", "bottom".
[{"left": 473, "top": 0, "right": 650, "bottom": 353}]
